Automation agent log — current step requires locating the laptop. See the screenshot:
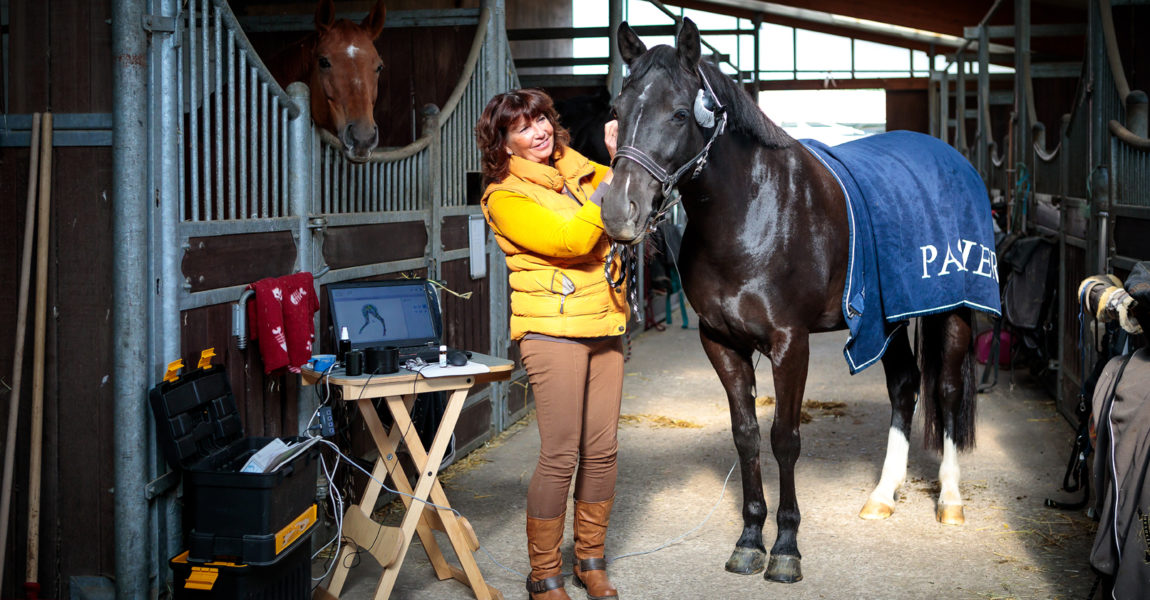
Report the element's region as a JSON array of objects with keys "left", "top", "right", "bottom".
[{"left": 326, "top": 279, "right": 443, "bottom": 360}]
